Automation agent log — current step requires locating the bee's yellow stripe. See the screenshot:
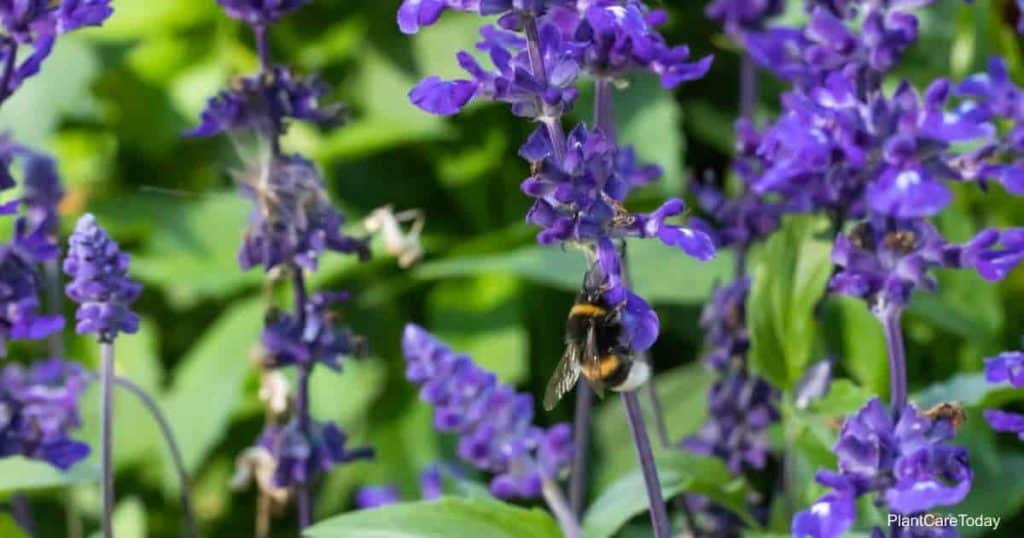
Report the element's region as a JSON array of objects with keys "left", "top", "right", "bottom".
[
  {"left": 581, "top": 355, "right": 621, "bottom": 381},
  {"left": 570, "top": 303, "right": 607, "bottom": 318}
]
